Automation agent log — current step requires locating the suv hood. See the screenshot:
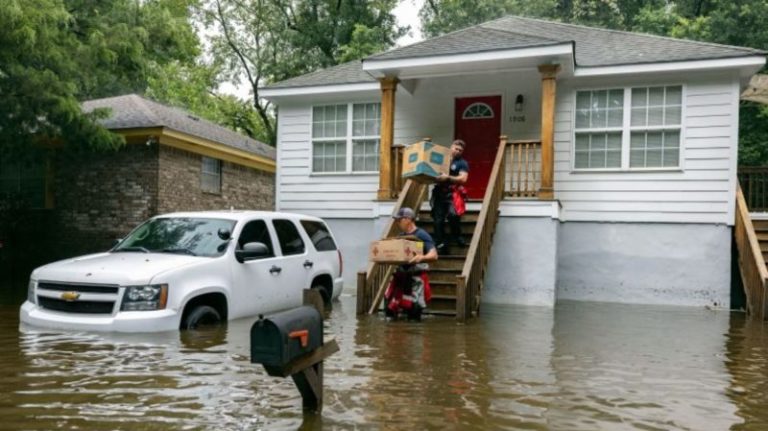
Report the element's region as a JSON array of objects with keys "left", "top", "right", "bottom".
[{"left": 32, "top": 252, "right": 203, "bottom": 286}]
